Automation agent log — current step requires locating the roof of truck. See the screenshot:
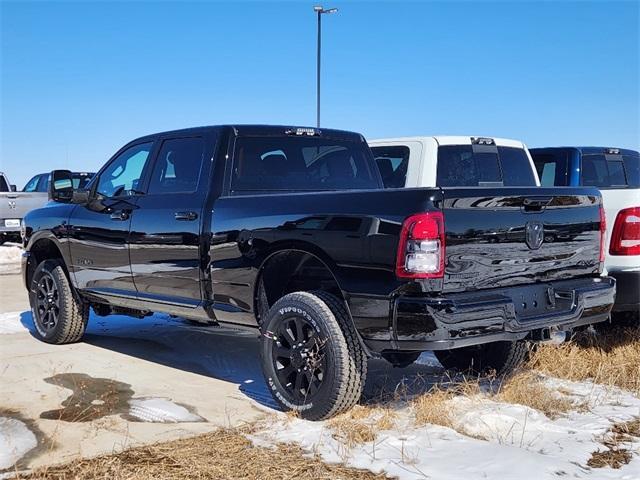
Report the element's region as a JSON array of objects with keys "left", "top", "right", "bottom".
[
  {"left": 129, "top": 125, "right": 366, "bottom": 143},
  {"left": 529, "top": 146, "right": 639, "bottom": 156},
  {"left": 368, "top": 136, "right": 526, "bottom": 149}
]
